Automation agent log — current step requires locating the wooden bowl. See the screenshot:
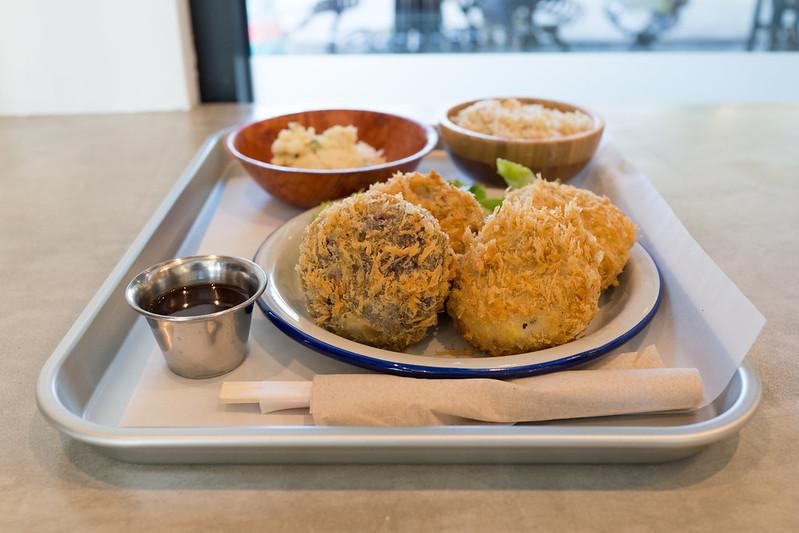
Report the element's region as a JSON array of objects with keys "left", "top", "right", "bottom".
[
  {"left": 439, "top": 97, "right": 604, "bottom": 185},
  {"left": 226, "top": 109, "right": 437, "bottom": 208}
]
